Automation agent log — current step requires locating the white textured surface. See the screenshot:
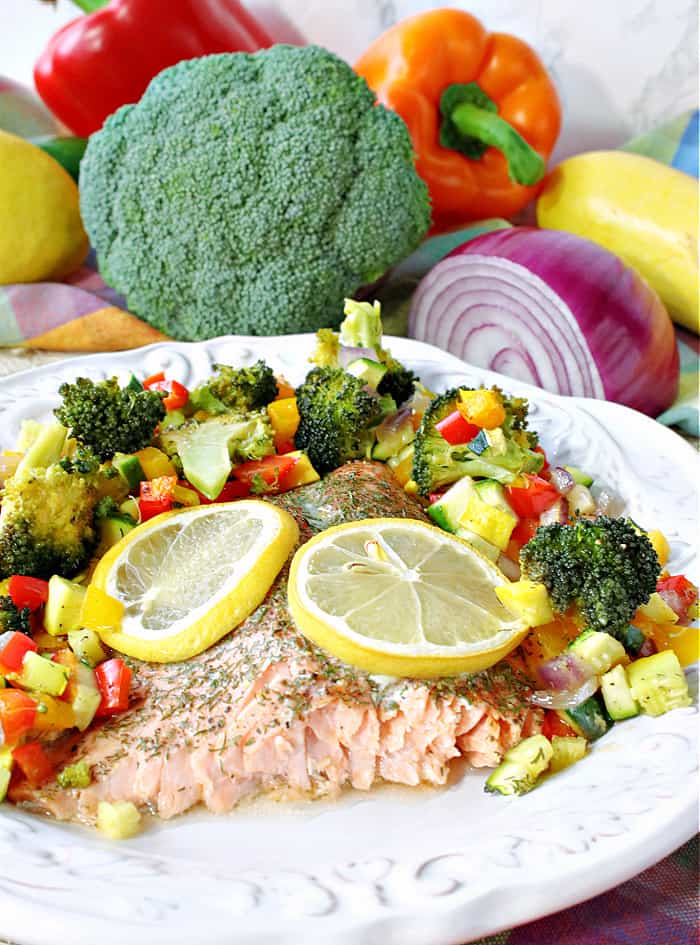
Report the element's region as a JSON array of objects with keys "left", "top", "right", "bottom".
[
  {"left": 2, "top": 0, "right": 697, "bottom": 161},
  {"left": 0, "top": 334, "right": 697, "bottom": 945}
]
